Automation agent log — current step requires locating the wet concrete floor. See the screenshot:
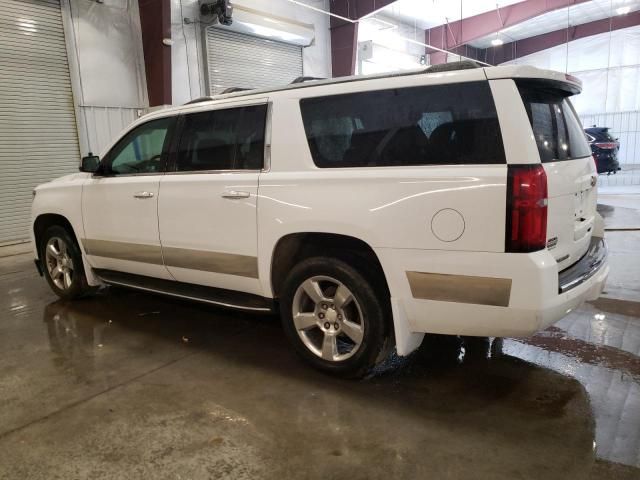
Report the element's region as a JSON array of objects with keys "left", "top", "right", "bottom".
[{"left": 1, "top": 204, "right": 639, "bottom": 479}]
